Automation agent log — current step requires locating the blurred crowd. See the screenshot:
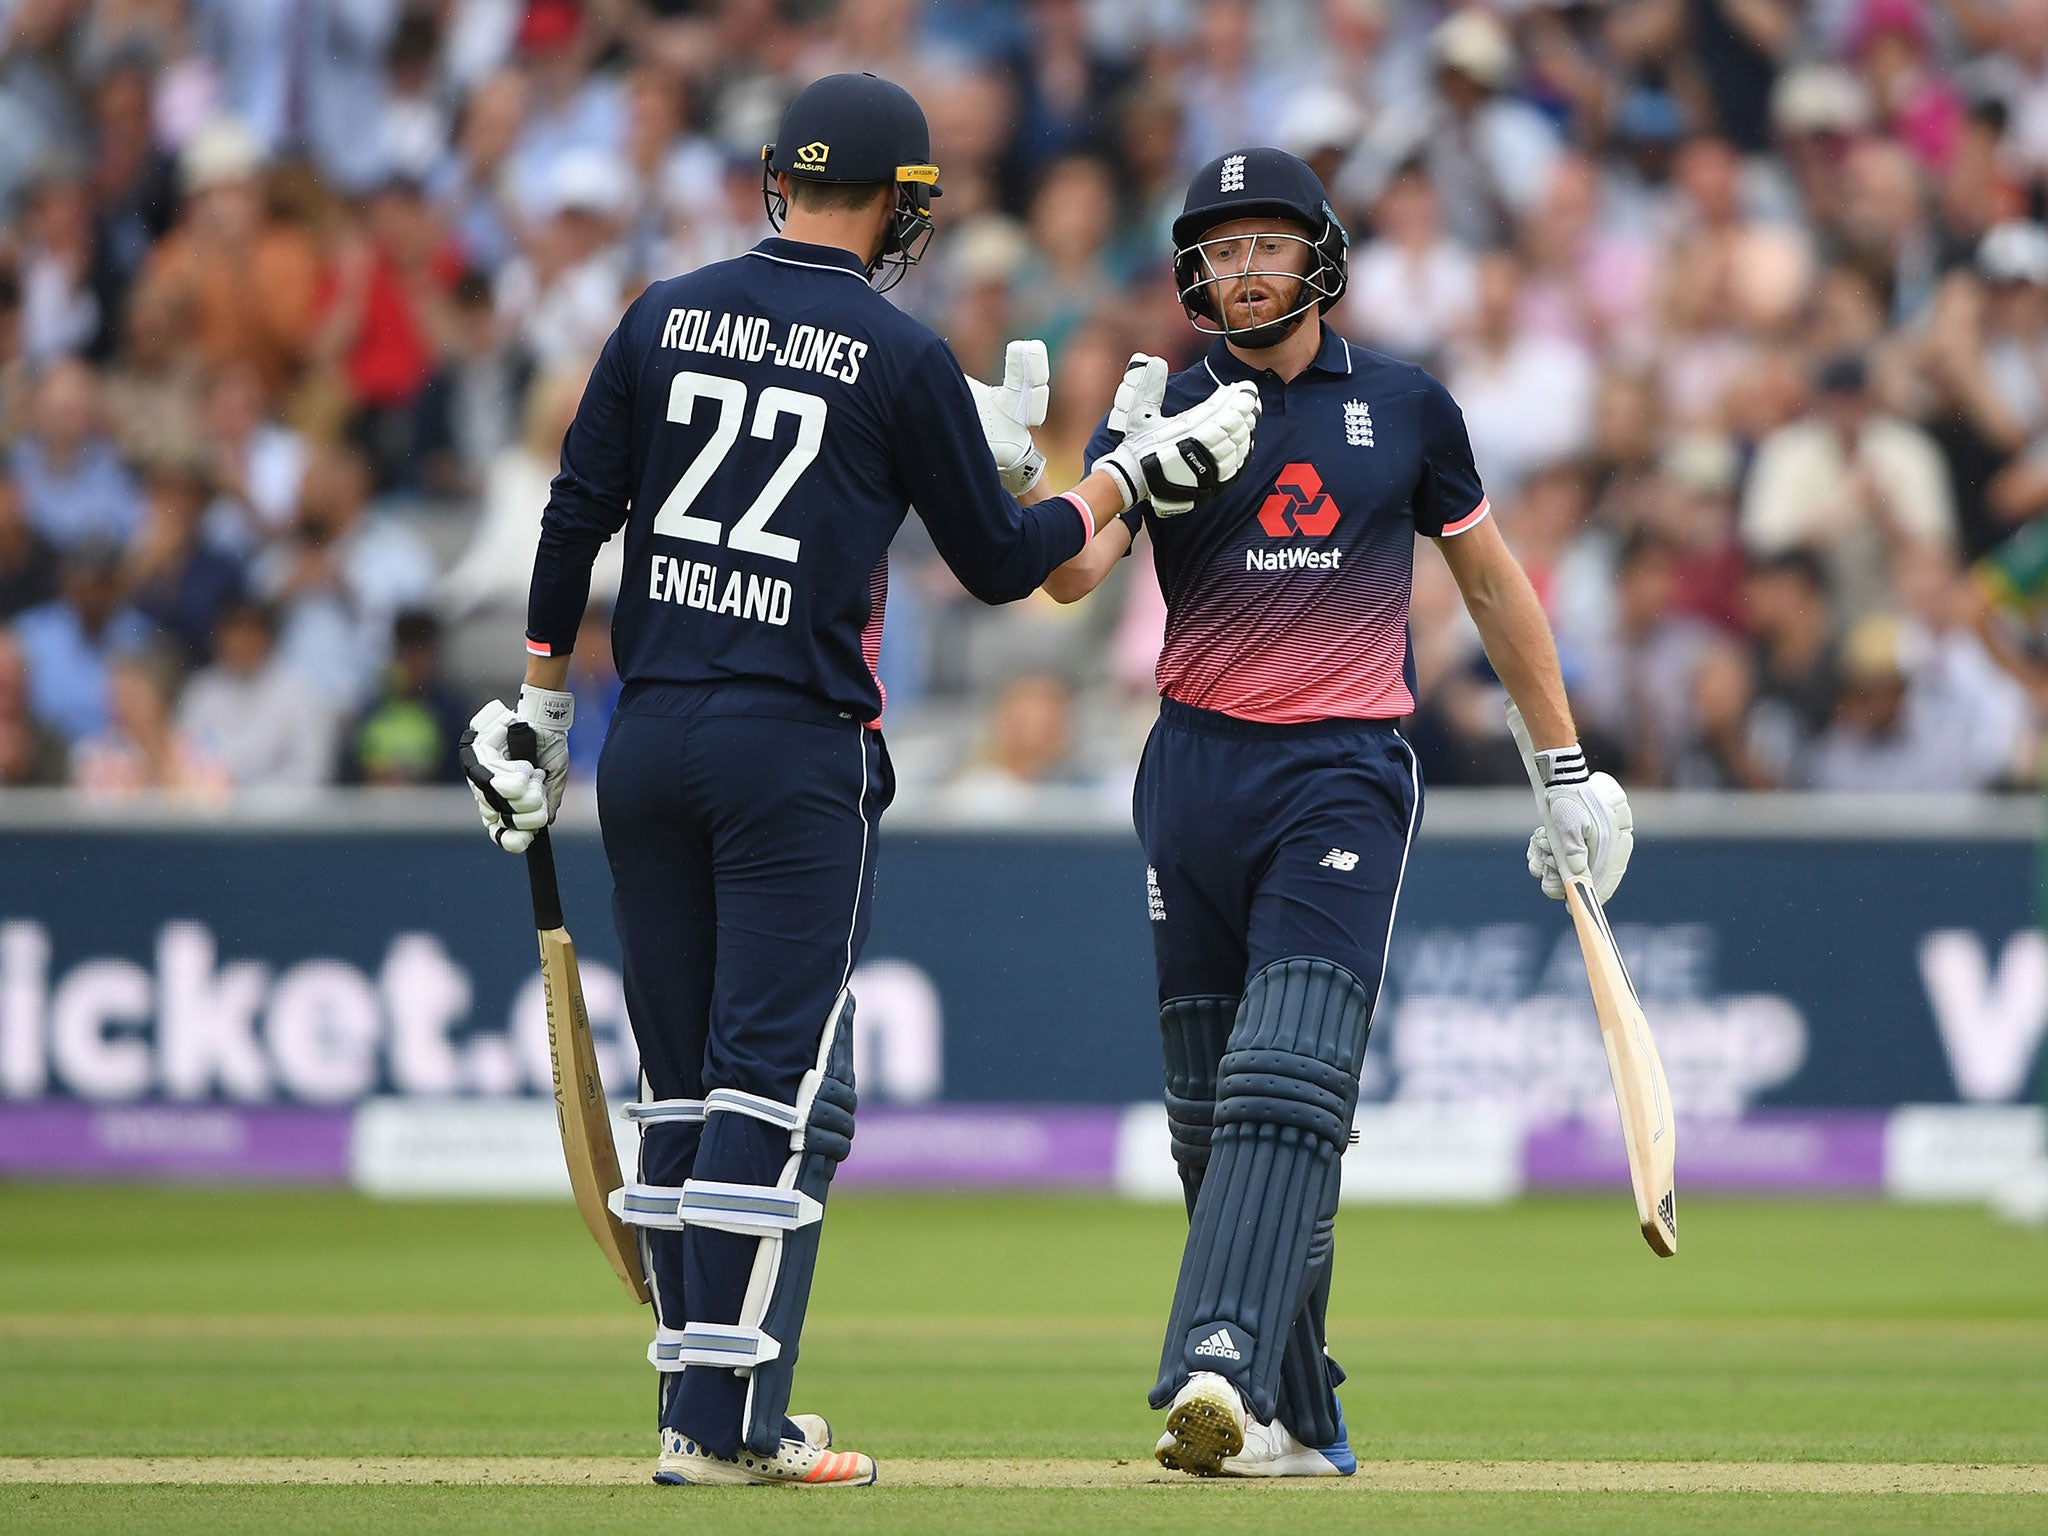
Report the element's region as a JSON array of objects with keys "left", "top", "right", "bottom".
[{"left": 7, "top": 0, "right": 2048, "bottom": 806}]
